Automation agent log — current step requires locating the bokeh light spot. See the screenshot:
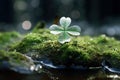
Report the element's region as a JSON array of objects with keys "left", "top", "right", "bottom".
[
  {"left": 71, "top": 10, "right": 80, "bottom": 19},
  {"left": 22, "top": 20, "right": 32, "bottom": 30},
  {"left": 14, "top": 1, "right": 27, "bottom": 11}
]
